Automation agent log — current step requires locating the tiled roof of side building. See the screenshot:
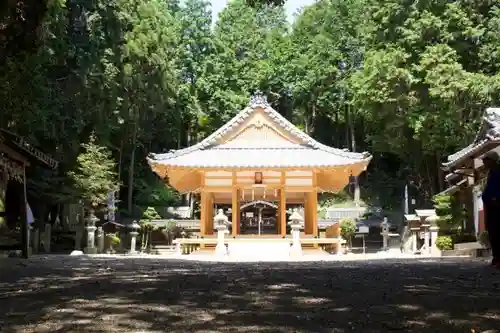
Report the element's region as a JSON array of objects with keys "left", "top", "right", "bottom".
[{"left": 443, "top": 108, "right": 500, "bottom": 169}]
